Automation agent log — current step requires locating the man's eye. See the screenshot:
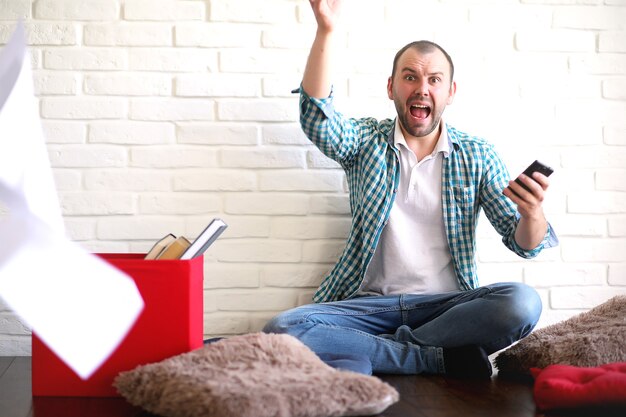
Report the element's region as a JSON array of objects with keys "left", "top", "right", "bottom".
[
  {"left": 405, "top": 75, "right": 415, "bottom": 81},
  {"left": 431, "top": 77, "right": 440, "bottom": 83}
]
